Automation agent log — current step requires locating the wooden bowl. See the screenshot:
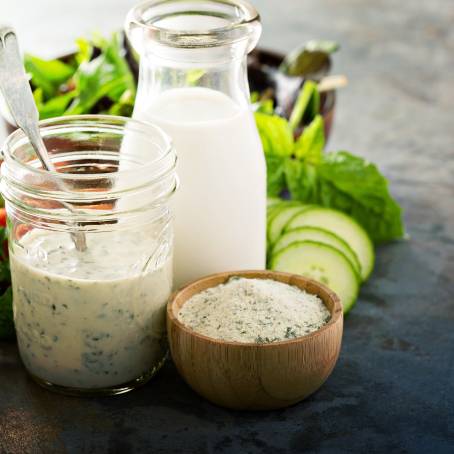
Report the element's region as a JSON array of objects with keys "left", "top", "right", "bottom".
[{"left": 167, "top": 270, "right": 343, "bottom": 410}]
